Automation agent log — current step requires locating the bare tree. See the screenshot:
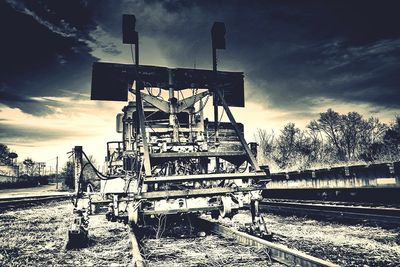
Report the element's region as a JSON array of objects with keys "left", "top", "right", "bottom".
[
  {"left": 22, "top": 158, "right": 35, "bottom": 176},
  {"left": 254, "top": 128, "right": 274, "bottom": 164},
  {"left": 339, "top": 112, "right": 364, "bottom": 160},
  {"left": 254, "top": 110, "right": 397, "bottom": 171},
  {"left": 383, "top": 116, "right": 400, "bottom": 161},
  {"left": 62, "top": 161, "right": 74, "bottom": 189},
  {"left": 274, "top": 123, "right": 300, "bottom": 169},
  {"left": 358, "top": 117, "right": 388, "bottom": 161},
  {"left": 317, "top": 109, "right": 345, "bottom": 160},
  {"left": 306, "top": 120, "right": 325, "bottom": 163}
]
